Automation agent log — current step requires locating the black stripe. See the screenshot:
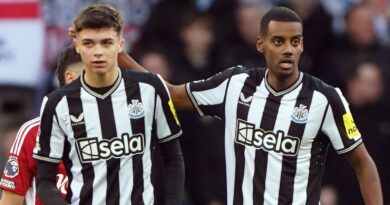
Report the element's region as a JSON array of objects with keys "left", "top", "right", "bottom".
[
  {"left": 306, "top": 132, "right": 329, "bottom": 205},
  {"left": 38, "top": 93, "right": 63, "bottom": 160},
  {"left": 253, "top": 94, "right": 282, "bottom": 204},
  {"left": 63, "top": 137, "right": 73, "bottom": 202},
  {"left": 150, "top": 119, "right": 160, "bottom": 205},
  {"left": 67, "top": 90, "right": 94, "bottom": 205},
  {"left": 327, "top": 88, "right": 353, "bottom": 148},
  {"left": 232, "top": 76, "right": 257, "bottom": 205},
  {"left": 278, "top": 84, "right": 313, "bottom": 205},
  {"left": 97, "top": 97, "right": 120, "bottom": 205},
  {"left": 127, "top": 82, "right": 146, "bottom": 205}
]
